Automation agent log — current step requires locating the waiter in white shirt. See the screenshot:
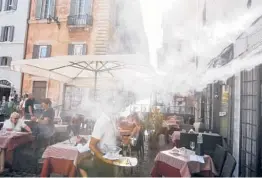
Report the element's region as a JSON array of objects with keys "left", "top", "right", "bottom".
[{"left": 87, "top": 99, "right": 122, "bottom": 177}]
